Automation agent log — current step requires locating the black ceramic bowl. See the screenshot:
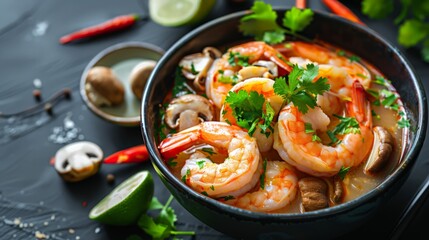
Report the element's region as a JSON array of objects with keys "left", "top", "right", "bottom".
[{"left": 141, "top": 9, "right": 427, "bottom": 239}]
